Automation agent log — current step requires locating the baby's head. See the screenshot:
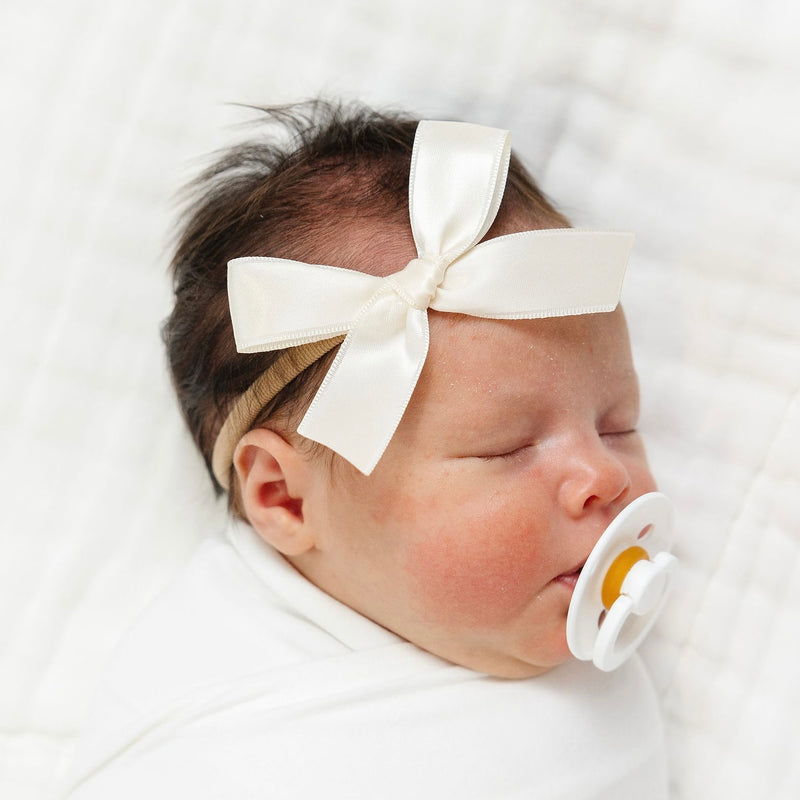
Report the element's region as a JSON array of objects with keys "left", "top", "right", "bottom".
[
  {"left": 165, "top": 101, "right": 565, "bottom": 498},
  {"left": 164, "top": 101, "right": 656, "bottom": 678}
]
